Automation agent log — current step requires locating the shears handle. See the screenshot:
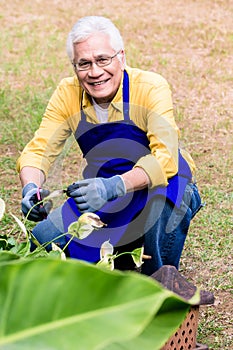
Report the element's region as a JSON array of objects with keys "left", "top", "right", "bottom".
[
  {"left": 66, "top": 183, "right": 80, "bottom": 196},
  {"left": 36, "top": 188, "right": 48, "bottom": 219}
]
